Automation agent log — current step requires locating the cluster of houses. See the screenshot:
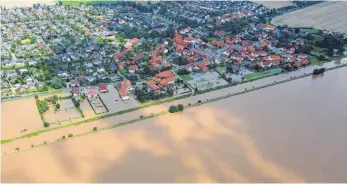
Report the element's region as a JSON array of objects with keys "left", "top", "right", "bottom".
[
  {"left": 71, "top": 79, "right": 133, "bottom": 101},
  {"left": 114, "top": 6, "right": 167, "bottom": 31},
  {"left": 1, "top": 69, "right": 45, "bottom": 95},
  {"left": 1, "top": 1, "right": 329, "bottom": 101}
]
